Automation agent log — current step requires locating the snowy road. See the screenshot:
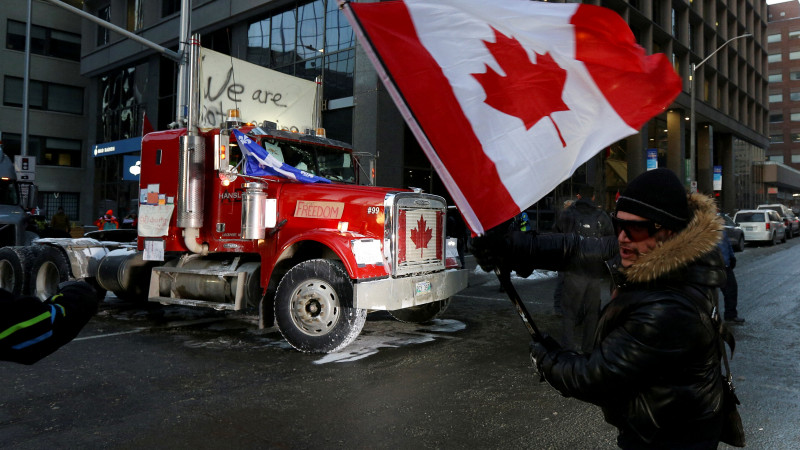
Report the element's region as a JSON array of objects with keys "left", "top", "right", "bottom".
[{"left": 1, "top": 239, "right": 798, "bottom": 449}]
